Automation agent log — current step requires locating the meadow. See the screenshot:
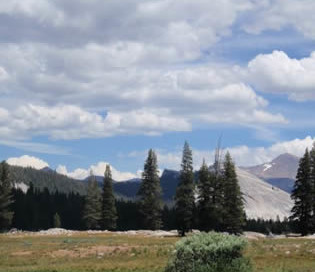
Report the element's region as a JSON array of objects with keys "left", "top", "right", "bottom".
[{"left": 0, "top": 232, "right": 315, "bottom": 272}]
